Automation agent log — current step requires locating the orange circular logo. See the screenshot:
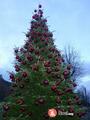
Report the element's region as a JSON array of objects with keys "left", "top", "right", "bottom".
[{"left": 48, "top": 108, "right": 57, "bottom": 118}]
